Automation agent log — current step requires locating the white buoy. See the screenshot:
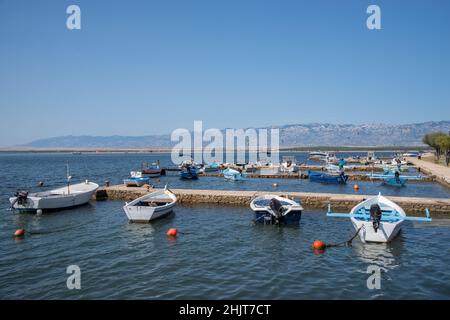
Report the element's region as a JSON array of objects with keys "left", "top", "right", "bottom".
[{"left": 36, "top": 209, "right": 43, "bottom": 215}]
